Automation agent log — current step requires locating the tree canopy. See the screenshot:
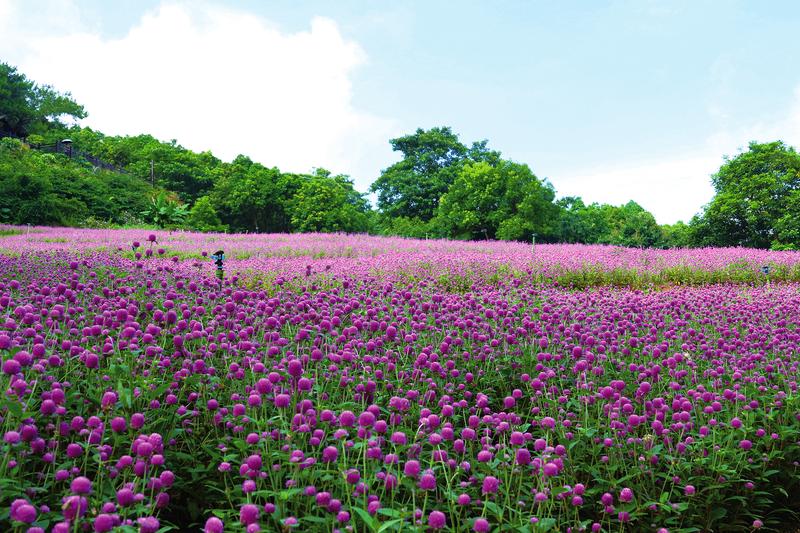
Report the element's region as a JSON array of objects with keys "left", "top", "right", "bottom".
[
  {"left": 5, "top": 60, "right": 800, "bottom": 249},
  {"left": 0, "top": 62, "right": 86, "bottom": 138},
  {"left": 436, "top": 160, "right": 558, "bottom": 241},
  {"left": 691, "top": 141, "right": 800, "bottom": 249},
  {"left": 370, "top": 127, "right": 500, "bottom": 222}
]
